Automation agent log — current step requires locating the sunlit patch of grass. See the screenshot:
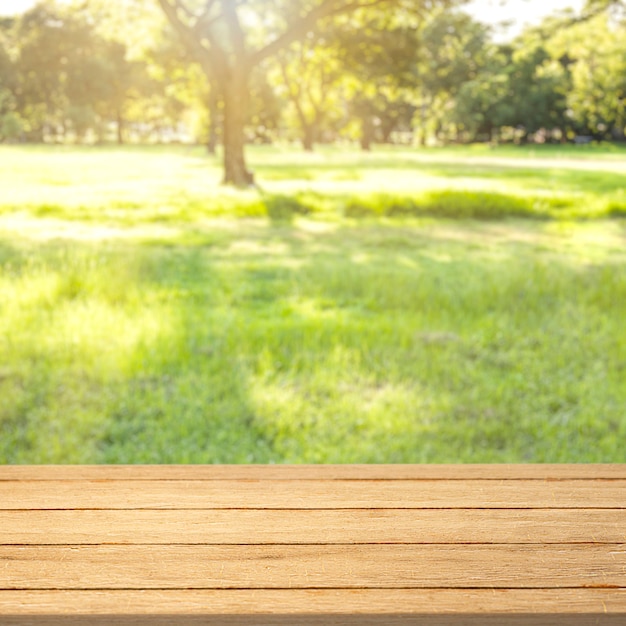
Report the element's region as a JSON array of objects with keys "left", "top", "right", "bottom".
[
  {"left": 251, "top": 374, "right": 432, "bottom": 463},
  {"left": 0, "top": 244, "right": 186, "bottom": 462},
  {"left": 1, "top": 144, "right": 625, "bottom": 224},
  {"left": 1, "top": 145, "right": 626, "bottom": 463}
]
